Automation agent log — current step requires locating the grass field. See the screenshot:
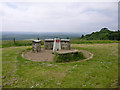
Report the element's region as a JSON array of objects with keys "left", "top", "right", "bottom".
[
  {"left": 1, "top": 42, "right": 118, "bottom": 88},
  {"left": 71, "top": 39, "right": 119, "bottom": 44},
  {"left": 1, "top": 40, "right": 119, "bottom": 48},
  {"left": 1, "top": 40, "right": 44, "bottom": 48}
]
